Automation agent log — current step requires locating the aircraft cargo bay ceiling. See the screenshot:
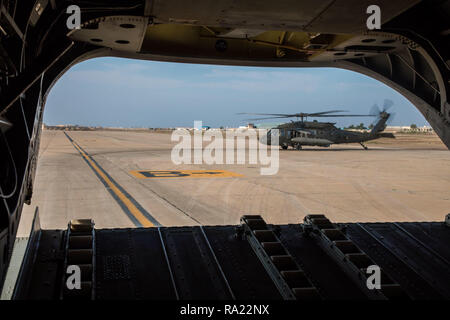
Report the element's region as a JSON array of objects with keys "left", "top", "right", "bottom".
[{"left": 0, "top": 0, "right": 449, "bottom": 293}]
